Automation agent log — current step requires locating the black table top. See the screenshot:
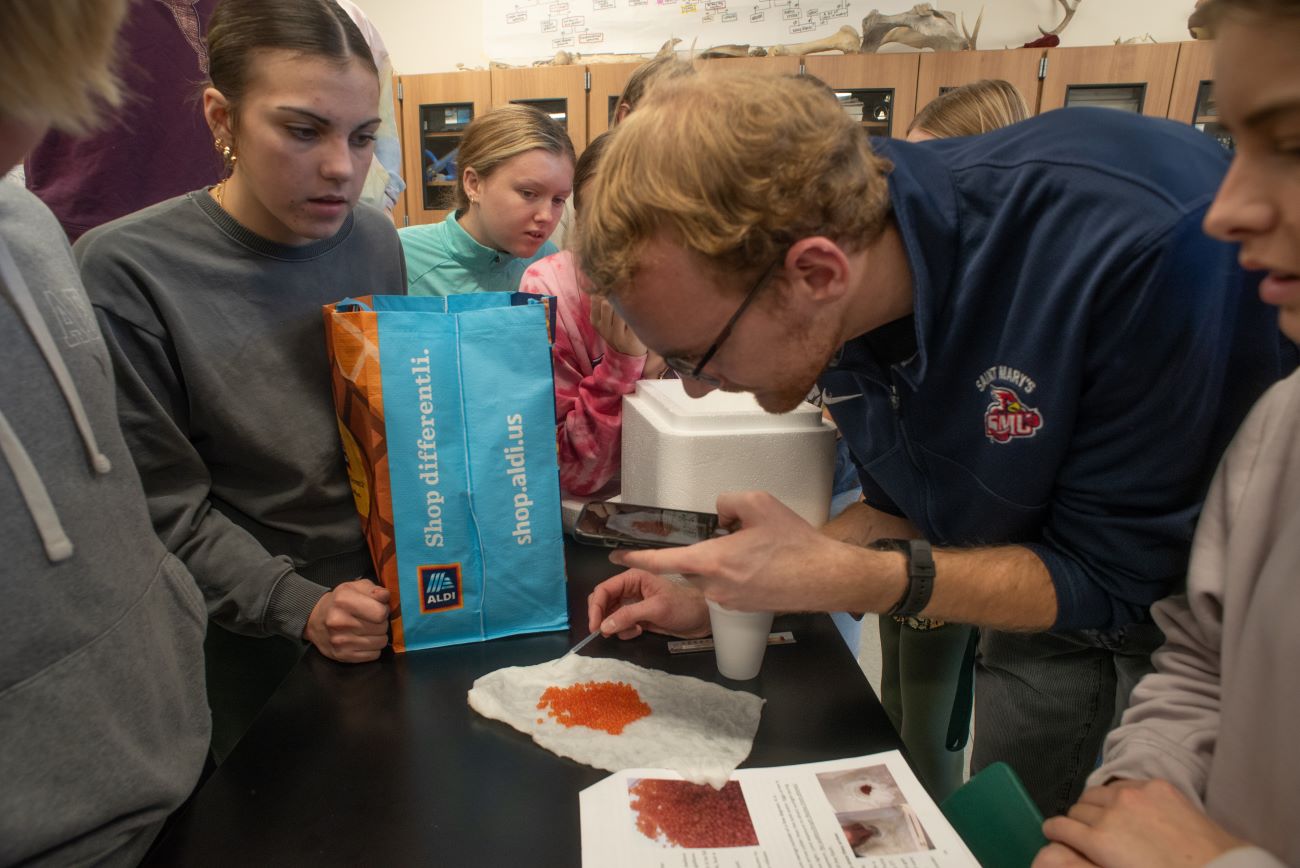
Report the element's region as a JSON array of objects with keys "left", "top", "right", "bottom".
[{"left": 144, "top": 540, "right": 901, "bottom": 867}]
